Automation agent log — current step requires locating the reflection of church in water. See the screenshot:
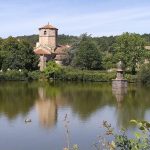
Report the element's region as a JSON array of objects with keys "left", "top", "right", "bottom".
[{"left": 35, "top": 87, "right": 57, "bottom": 128}]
